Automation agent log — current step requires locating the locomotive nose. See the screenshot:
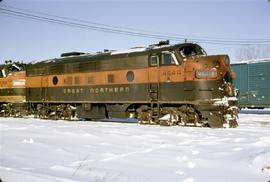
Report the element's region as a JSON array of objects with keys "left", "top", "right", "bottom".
[{"left": 190, "top": 55, "right": 232, "bottom": 81}]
